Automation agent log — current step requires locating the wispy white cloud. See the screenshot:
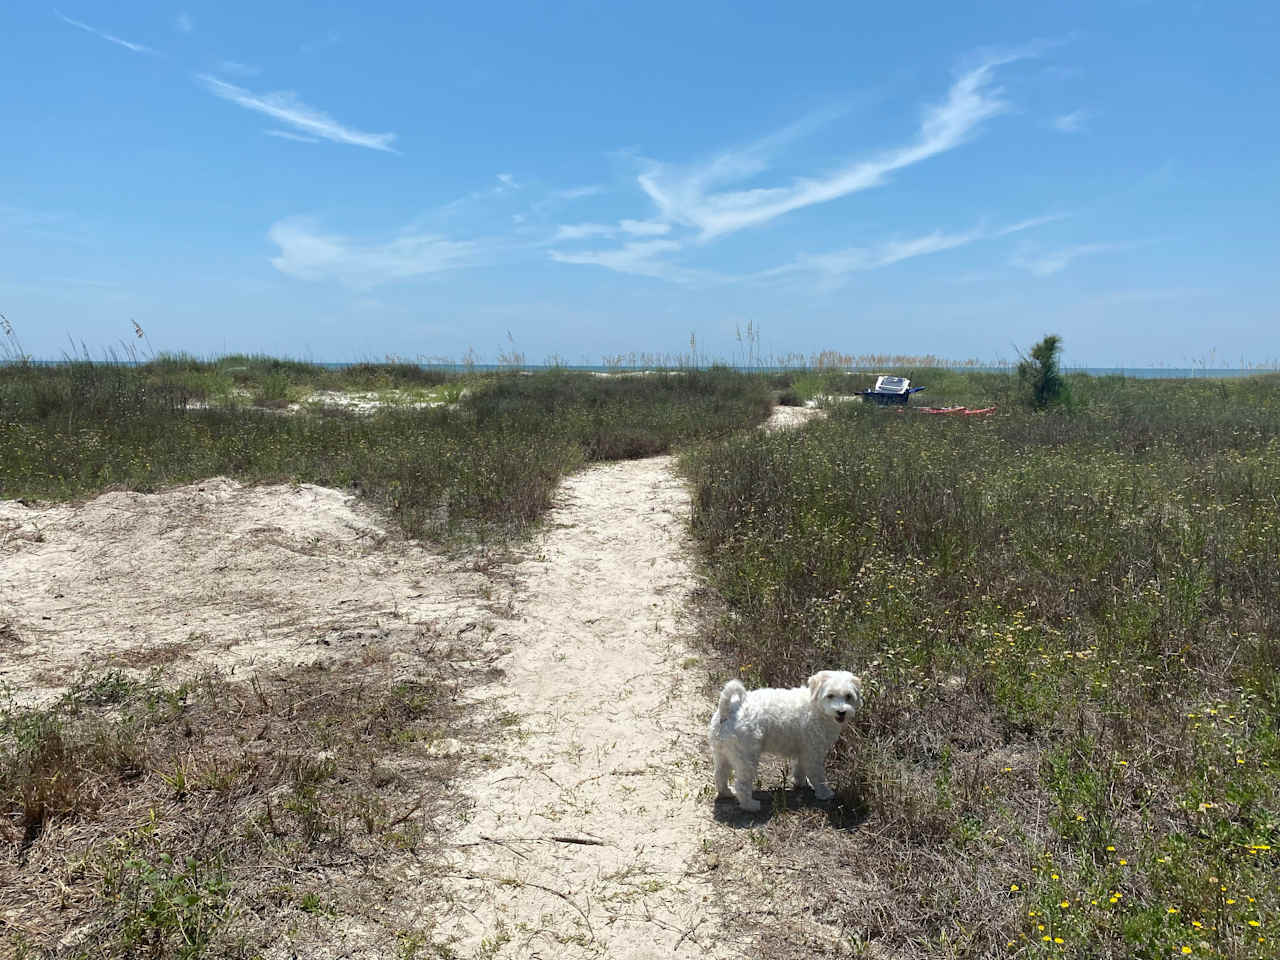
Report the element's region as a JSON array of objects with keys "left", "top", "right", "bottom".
[
  {"left": 198, "top": 75, "right": 397, "bottom": 151},
  {"left": 527, "top": 184, "right": 606, "bottom": 217},
  {"left": 1052, "top": 108, "right": 1092, "bottom": 133},
  {"left": 175, "top": 12, "right": 193, "bottom": 34},
  {"left": 620, "top": 219, "right": 670, "bottom": 236},
  {"left": 992, "top": 213, "right": 1070, "bottom": 236},
  {"left": 762, "top": 229, "right": 983, "bottom": 286},
  {"left": 436, "top": 174, "right": 523, "bottom": 217},
  {"left": 553, "top": 219, "right": 672, "bottom": 242},
  {"left": 1010, "top": 242, "right": 1119, "bottom": 276},
  {"left": 550, "top": 239, "right": 703, "bottom": 283},
  {"left": 264, "top": 129, "right": 320, "bottom": 143},
  {"left": 760, "top": 215, "right": 1062, "bottom": 286},
  {"left": 269, "top": 218, "right": 478, "bottom": 288},
  {"left": 553, "top": 185, "right": 604, "bottom": 201},
  {"left": 824, "top": 230, "right": 979, "bottom": 273},
  {"left": 56, "top": 10, "right": 155, "bottom": 54},
  {"left": 638, "top": 54, "right": 1025, "bottom": 241},
  {"left": 554, "top": 223, "right": 616, "bottom": 241}
]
